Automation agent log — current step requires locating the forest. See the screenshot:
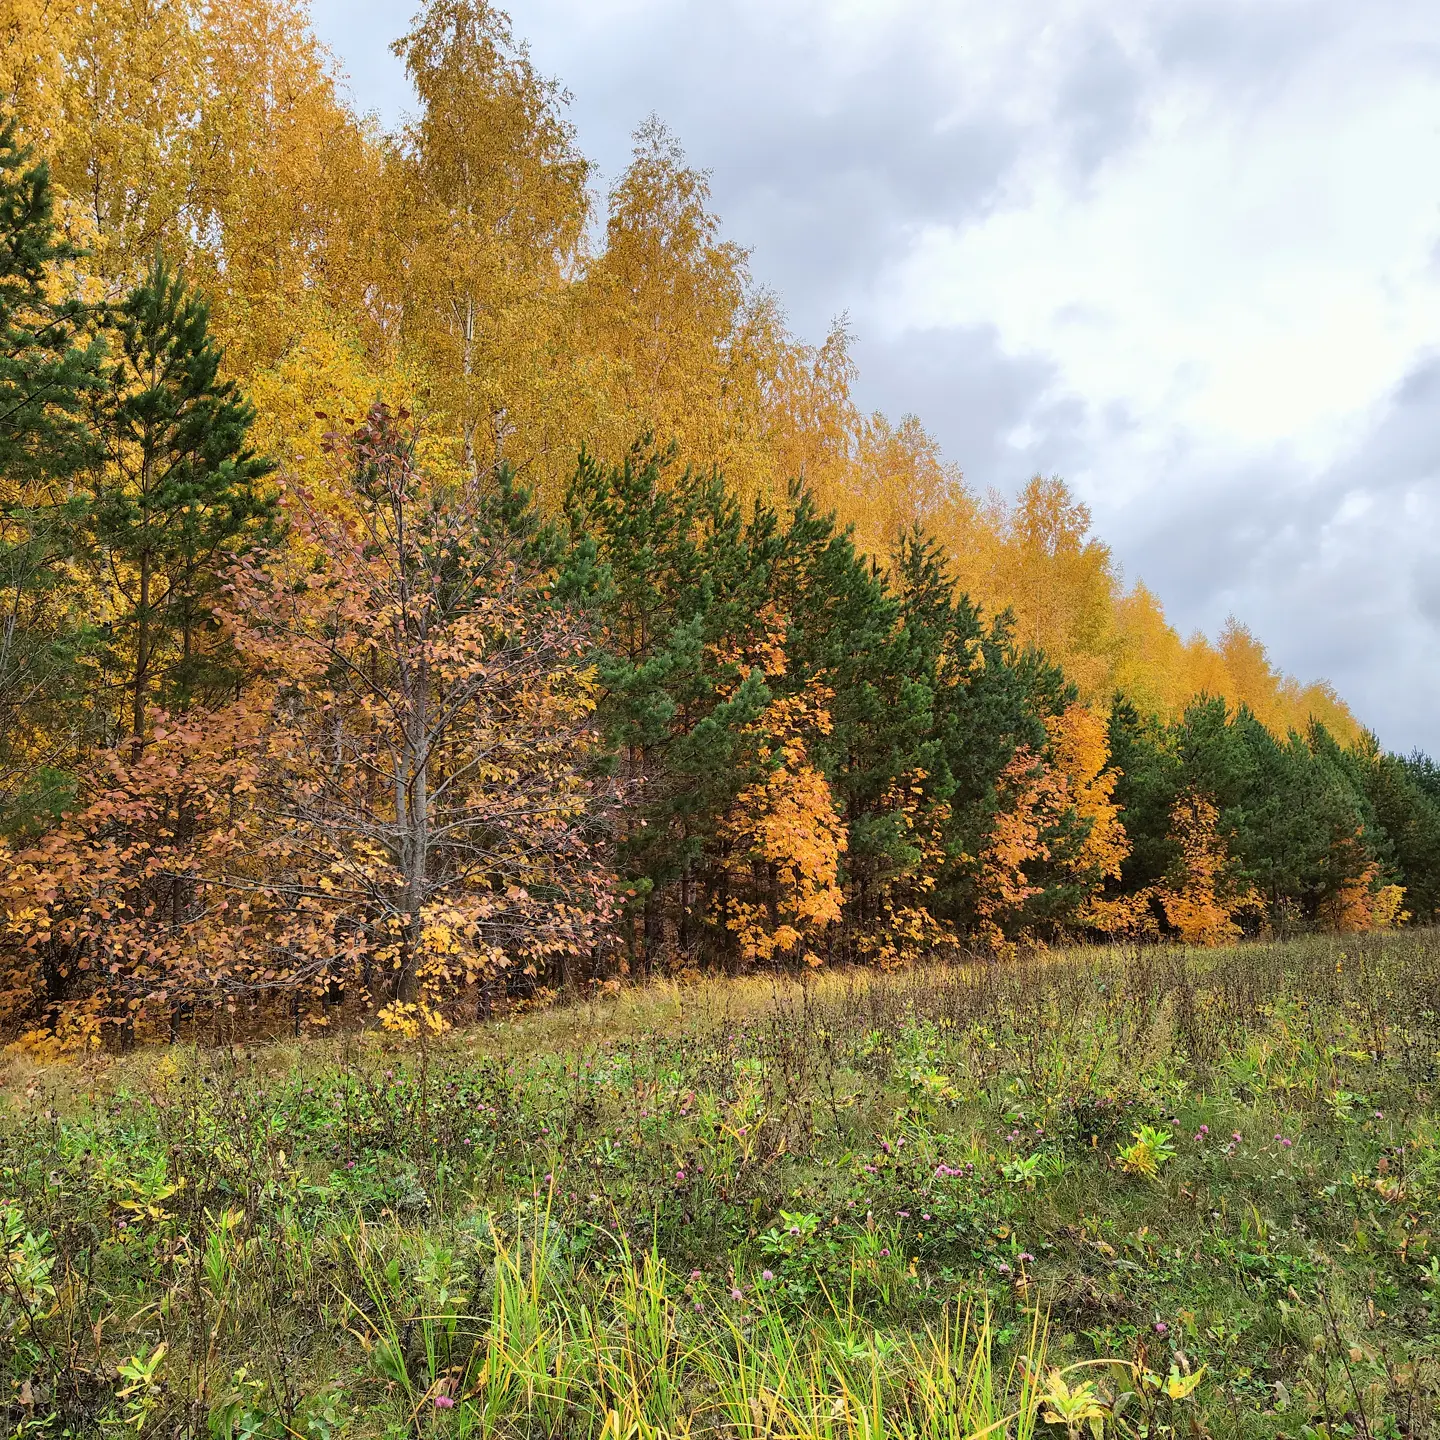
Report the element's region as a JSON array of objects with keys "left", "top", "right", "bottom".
[{"left": 2, "top": 0, "right": 1440, "bottom": 1052}]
